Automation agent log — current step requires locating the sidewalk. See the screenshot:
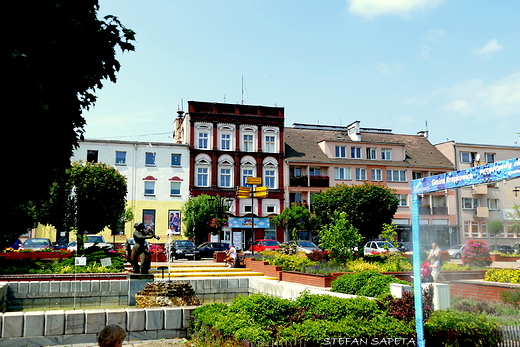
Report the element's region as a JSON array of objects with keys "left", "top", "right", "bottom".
[{"left": 449, "top": 258, "right": 520, "bottom": 269}]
